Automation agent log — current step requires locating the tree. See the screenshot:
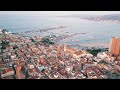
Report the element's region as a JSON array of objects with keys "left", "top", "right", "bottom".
[
  {"left": 87, "top": 48, "right": 102, "bottom": 56},
  {"left": 41, "top": 36, "right": 55, "bottom": 45},
  {"left": 1, "top": 45, "right": 6, "bottom": 50},
  {"left": 13, "top": 45, "right": 19, "bottom": 49},
  {"left": 2, "top": 29, "right": 7, "bottom": 33},
  {"left": 1, "top": 40, "right": 10, "bottom": 50},
  {"left": 30, "top": 38, "right": 35, "bottom": 42}
]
